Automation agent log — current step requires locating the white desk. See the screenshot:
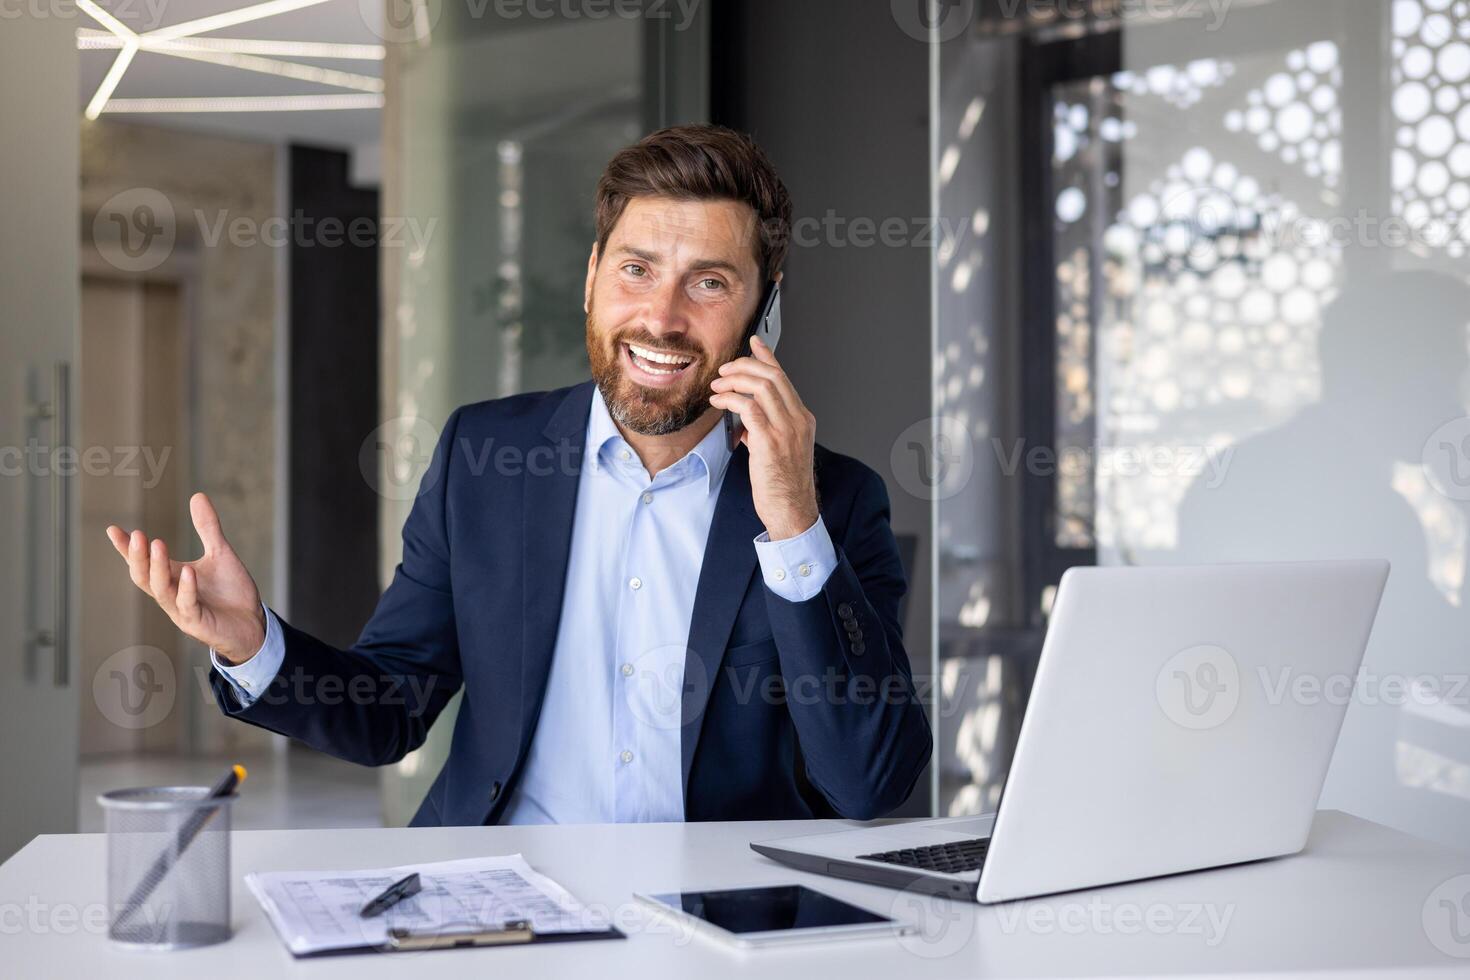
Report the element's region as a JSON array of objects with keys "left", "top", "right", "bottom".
[{"left": 2, "top": 810, "right": 1467, "bottom": 978}]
